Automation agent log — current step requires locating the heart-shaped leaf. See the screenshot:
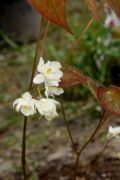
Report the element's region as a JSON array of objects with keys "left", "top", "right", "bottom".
[
  {"left": 105, "top": 0, "right": 120, "bottom": 17},
  {"left": 97, "top": 85, "right": 120, "bottom": 117},
  {"left": 60, "top": 65, "right": 87, "bottom": 87},
  {"left": 28, "top": 0, "right": 72, "bottom": 33}
]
